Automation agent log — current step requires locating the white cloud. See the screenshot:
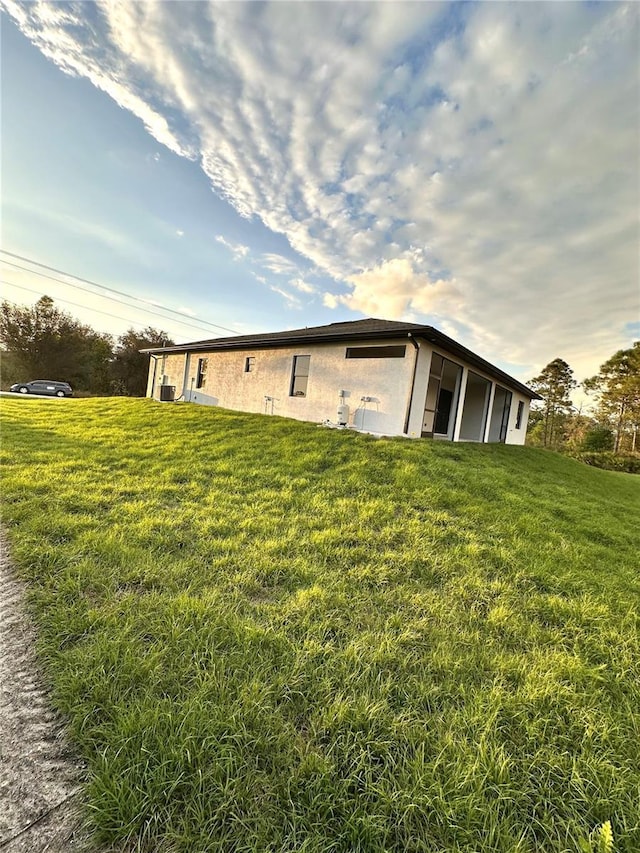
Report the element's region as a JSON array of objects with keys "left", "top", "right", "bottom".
[
  {"left": 289, "top": 278, "right": 316, "bottom": 295},
  {"left": 215, "top": 234, "right": 249, "bottom": 260},
  {"left": 269, "top": 284, "right": 301, "bottom": 310},
  {"left": 259, "top": 253, "right": 301, "bottom": 277},
  {"left": 329, "top": 258, "right": 463, "bottom": 323},
  {"left": 4, "top": 0, "right": 638, "bottom": 379}
]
